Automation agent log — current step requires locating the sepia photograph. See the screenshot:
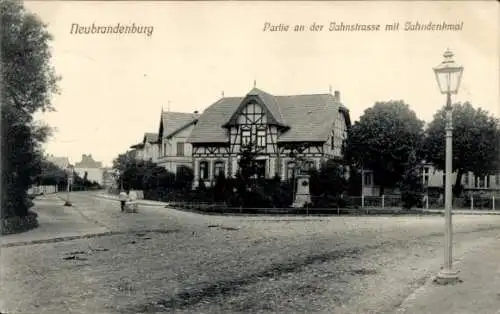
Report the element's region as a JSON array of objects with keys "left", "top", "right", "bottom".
[{"left": 1, "top": 1, "right": 499, "bottom": 313}]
